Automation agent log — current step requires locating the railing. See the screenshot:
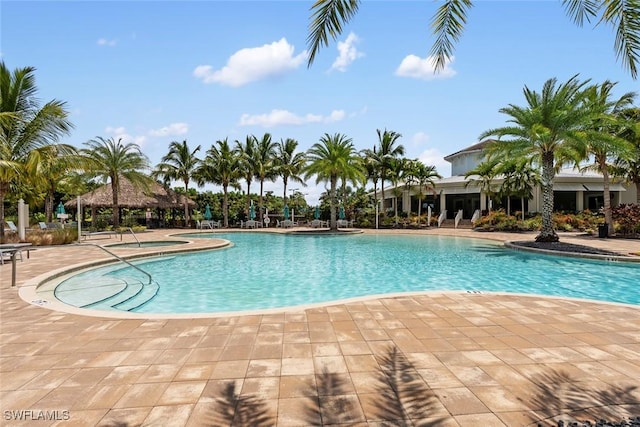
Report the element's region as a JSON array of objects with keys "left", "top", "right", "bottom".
[
  {"left": 471, "top": 209, "right": 481, "bottom": 226},
  {"left": 454, "top": 209, "right": 463, "bottom": 229},
  {"left": 76, "top": 243, "right": 152, "bottom": 285},
  {"left": 438, "top": 210, "right": 447, "bottom": 227},
  {"left": 123, "top": 227, "right": 141, "bottom": 247}
]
